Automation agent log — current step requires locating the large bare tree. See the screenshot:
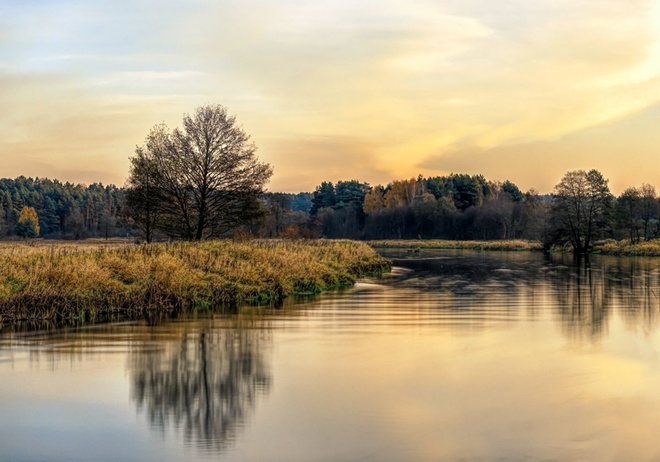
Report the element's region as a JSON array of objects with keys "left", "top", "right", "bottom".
[{"left": 127, "top": 105, "right": 273, "bottom": 241}]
